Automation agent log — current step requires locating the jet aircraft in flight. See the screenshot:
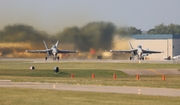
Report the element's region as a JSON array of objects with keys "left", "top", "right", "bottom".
[
  {"left": 110, "top": 43, "right": 163, "bottom": 60},
  {"left": 26, "top": 41, "right": 78, "bottom": 60}
]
